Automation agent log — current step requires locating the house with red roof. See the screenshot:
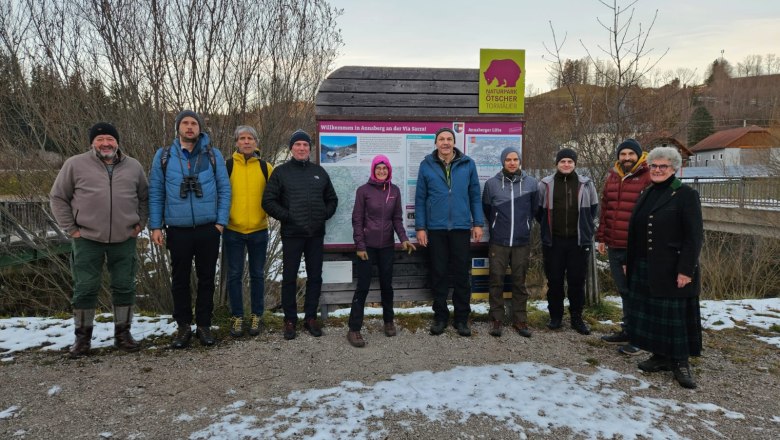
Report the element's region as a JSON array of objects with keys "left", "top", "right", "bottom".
[{"left": 689, "top": 125, "right": 780, "bottom": 167}]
